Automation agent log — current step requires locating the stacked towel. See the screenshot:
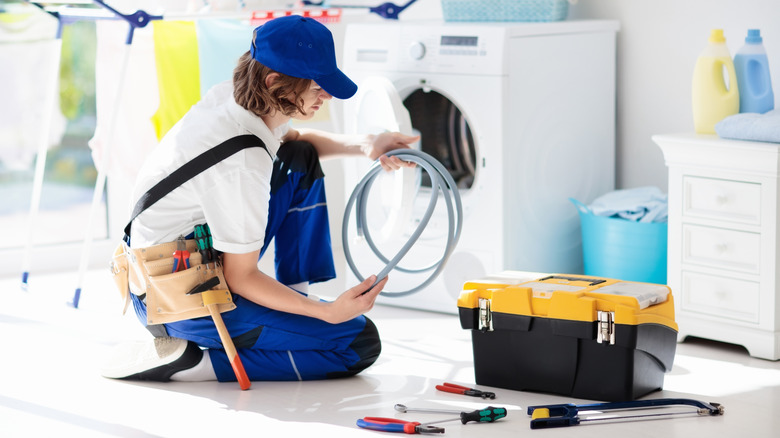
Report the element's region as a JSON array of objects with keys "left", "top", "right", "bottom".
[
  {"left": 589, "top": 186, "right": 668, "bottom": 223},
  {"left": 715, "top": 109, "right": 780, "bottom": 143}
]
